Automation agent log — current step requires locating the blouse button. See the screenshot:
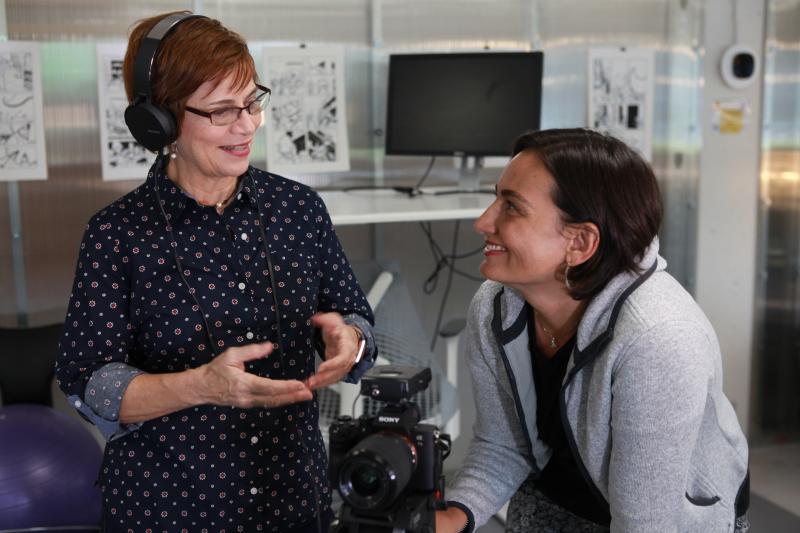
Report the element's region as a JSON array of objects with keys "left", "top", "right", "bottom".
[
  {"left": 251, "top": 436, "right": 259, "bottom": 444},
  {"left": 250, "top": 487, "right": 258, "bottom": 495},
  {"left": 246, "top": 332, "right": 254, "bottom": 340},
  {"left": 238, "top": 282, "right": 246, "bottom": 290}
]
